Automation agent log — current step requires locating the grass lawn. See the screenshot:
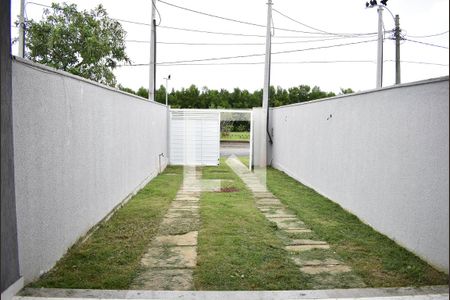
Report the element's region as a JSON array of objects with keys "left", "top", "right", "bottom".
[
  {"left": 266, "top": 167, "right": 449, "bottom": 287},
  {"left": 194, "top": 160, "right": 311, "bottom": 290},
  {"left": 220, "top": 132, "right": 250, "bottom": 142},
  {"left": 28, "top": 166, "right": 183, "bottom": 289}
]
